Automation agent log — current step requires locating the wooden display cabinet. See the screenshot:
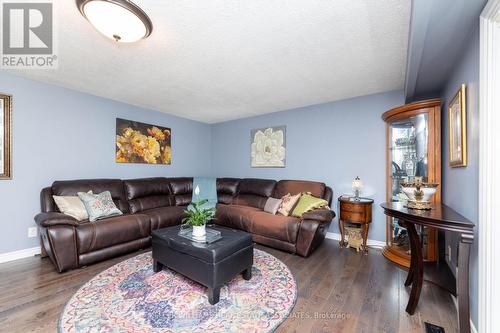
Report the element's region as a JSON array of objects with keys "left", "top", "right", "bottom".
[{"left": 381, "top": 99, "right": 441, "bottom": 268}]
